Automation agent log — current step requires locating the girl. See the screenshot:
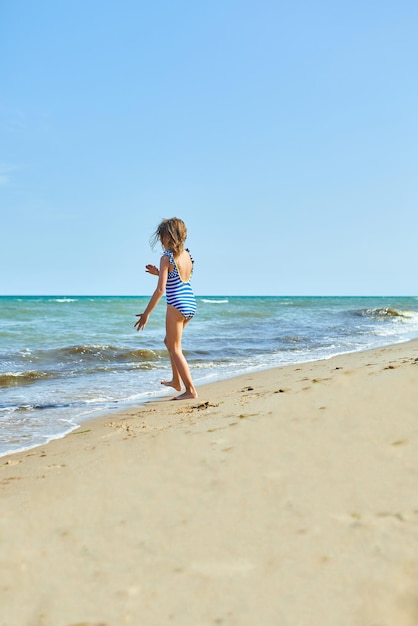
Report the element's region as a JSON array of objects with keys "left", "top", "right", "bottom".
[{"left": 134, "top": 218, "right": 198, "bottom": 400}]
